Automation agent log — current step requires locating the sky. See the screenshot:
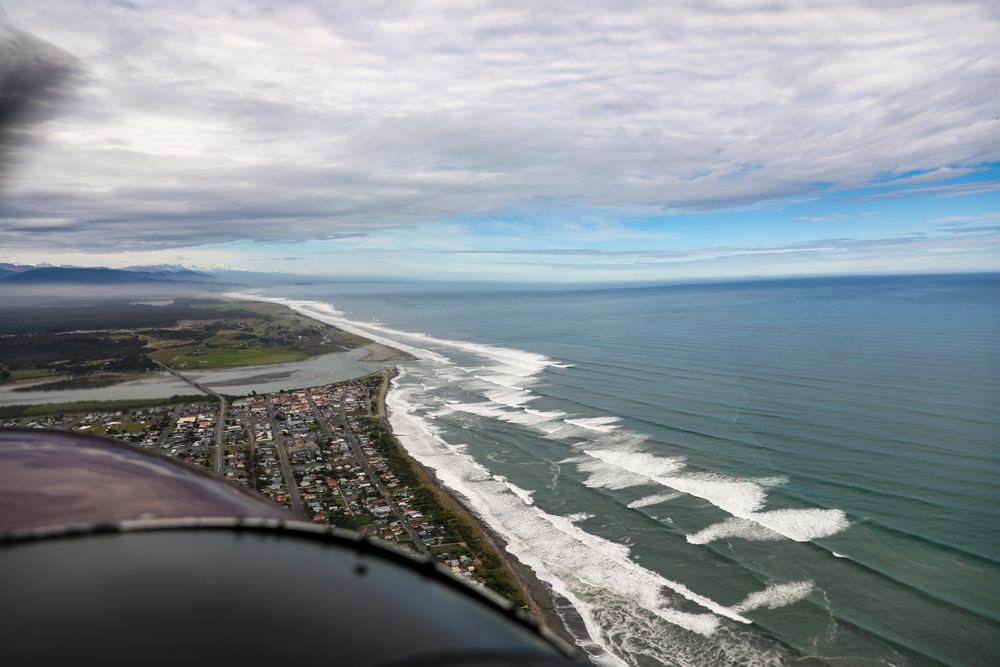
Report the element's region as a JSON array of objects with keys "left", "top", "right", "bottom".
[{"left": 1, "top": 0, "right": 998, "bottom": 283}]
